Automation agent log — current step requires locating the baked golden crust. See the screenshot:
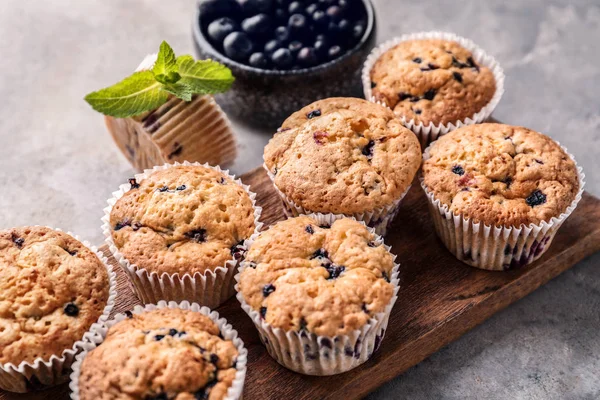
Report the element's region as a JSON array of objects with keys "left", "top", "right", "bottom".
[
  {"left": 422, "top": 123, "right": 580, "bottom": 226},
  {"left": 238, "top": 216, "right": 395, "bottom": 336},
  {"left": 78, "top": 309, "right": 238, "bottom": 400},
  {"left": 0, "top": 226, "right": 109, "bottom": 365},
  {"left": 264, "top": 97, "right": 421, "bottom": 214},
  {"left": 109, "top": 165, "right": 256, "bottom": 276},
  {"left": 370, "top": 39, "right": 496, "bottom": 126}
]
